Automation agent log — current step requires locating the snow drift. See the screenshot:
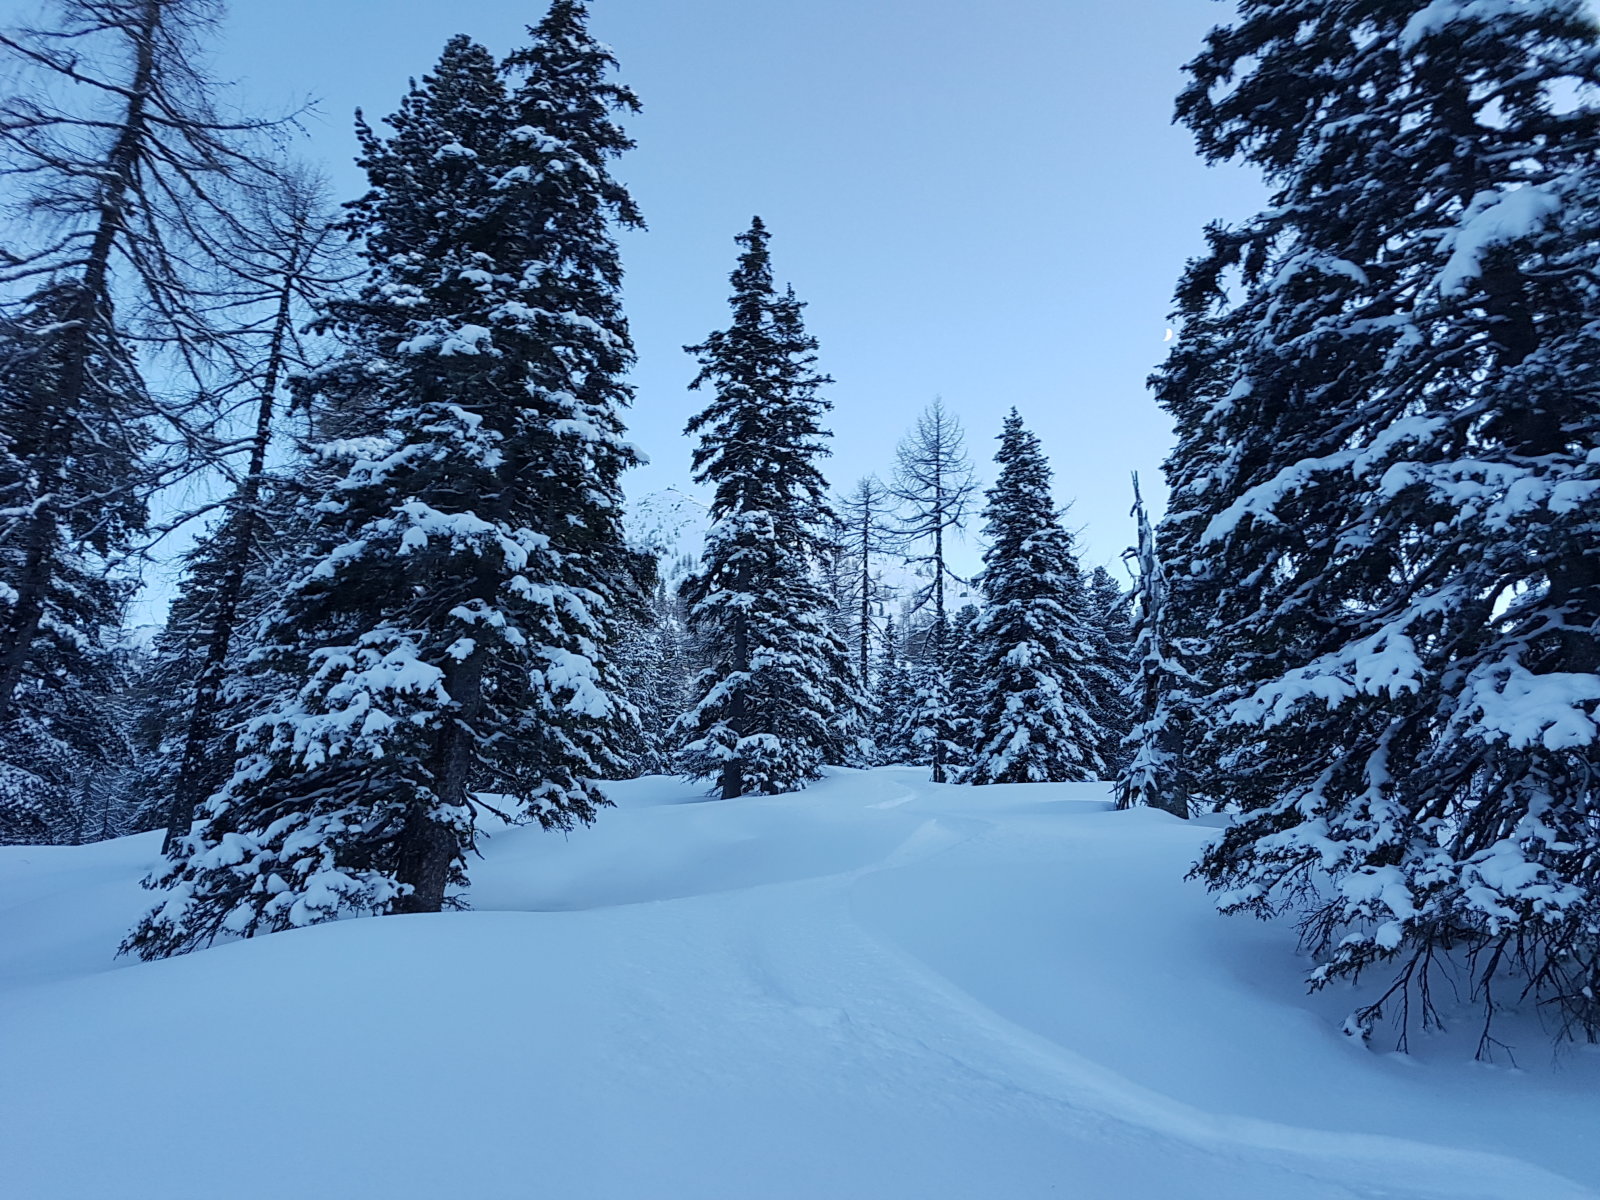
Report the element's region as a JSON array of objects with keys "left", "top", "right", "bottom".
[{"left": 2, "top": 768, "right": 1596, "bottom": 1199}]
